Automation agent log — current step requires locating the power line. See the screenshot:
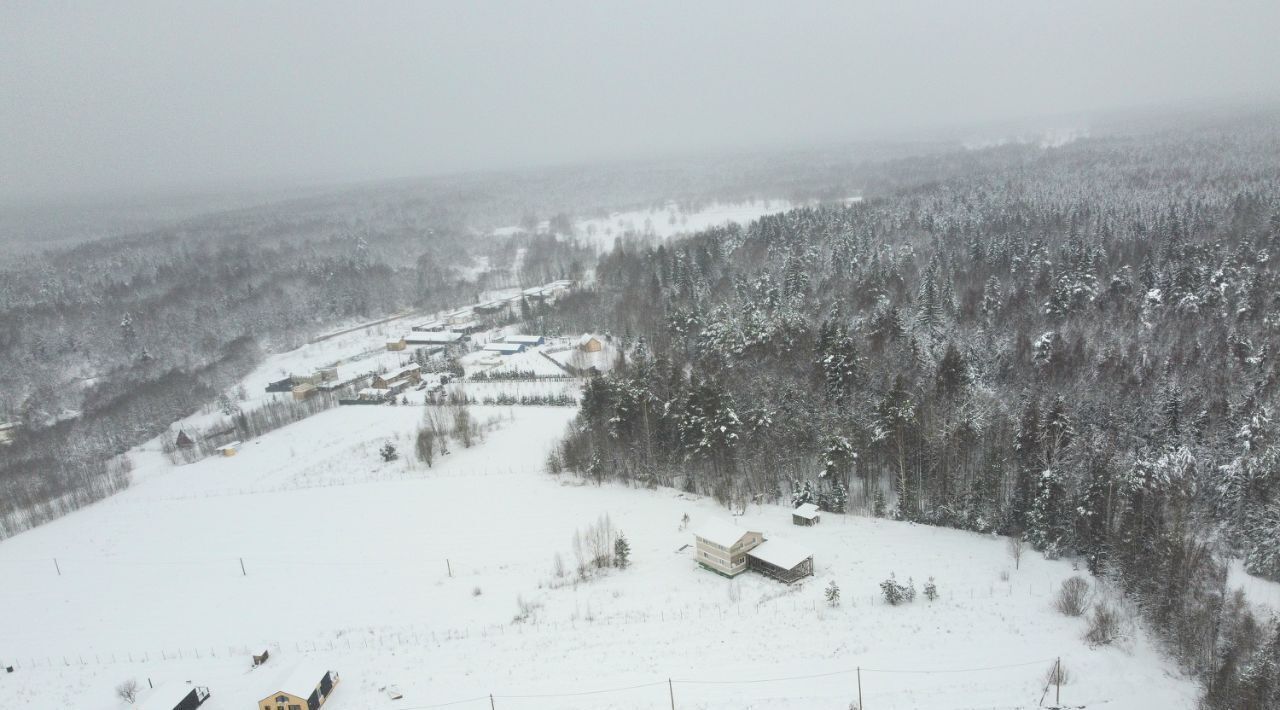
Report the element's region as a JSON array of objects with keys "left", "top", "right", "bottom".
[
  {"left": 673, "top": 657, "right": 1056, "bottom": 685},
  {"left": 494, "top": 680, "right": 668, "bottom": 698}
]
